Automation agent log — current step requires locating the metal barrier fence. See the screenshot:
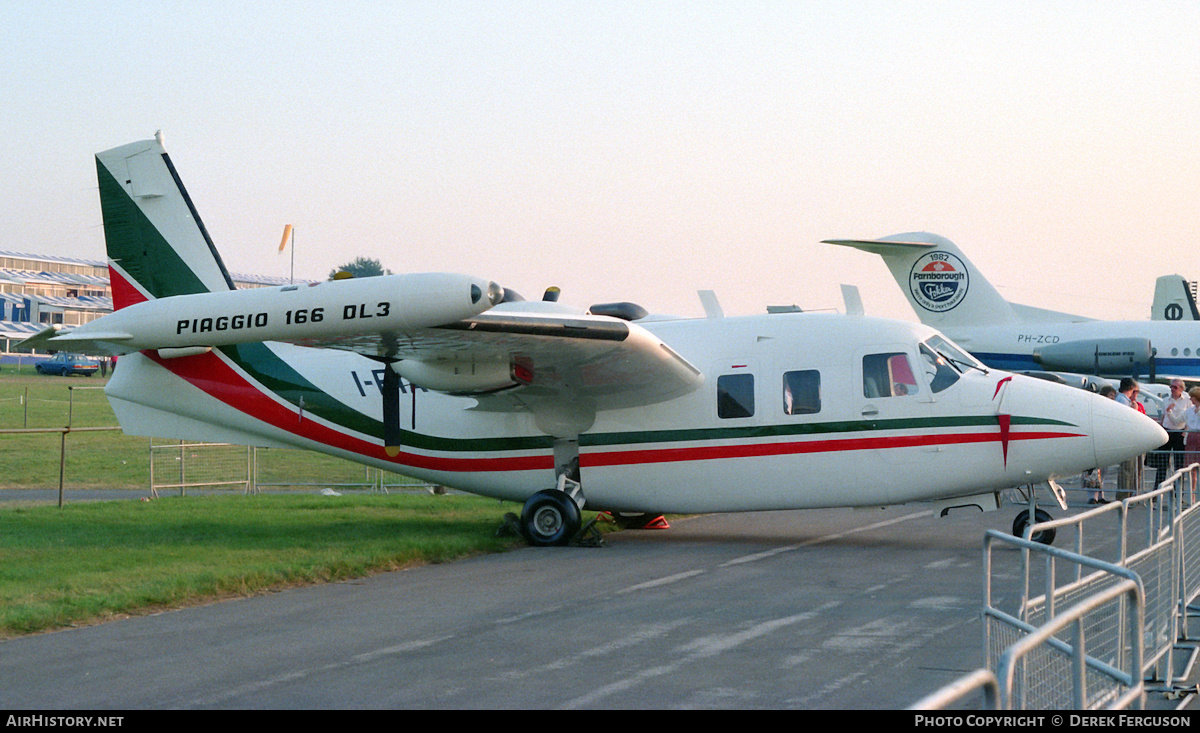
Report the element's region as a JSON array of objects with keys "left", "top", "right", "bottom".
[
  {"left": 908, "top": 669, "right": 1000, "bottom": 710},
  {"left": 982, "top": 532, "right": 1146, "bottom": 709},
  {"left": 1017, "top": 483, "right": 1181, "bottom": 684},
  {"left": 148, "top": 440, "right": 437, "bottom": 496},
  {"left": 919, "top": 465, "right": 1200, "bottom": 709},
  {"left": 1171, "top": 467, "right": 1200, "bottom": 641},
  {"left": 995, "top": 578, "right": 1145, "bottom": 709},
  {"left": 149, "top": 440, "right": 253, "bottom": 496}
]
